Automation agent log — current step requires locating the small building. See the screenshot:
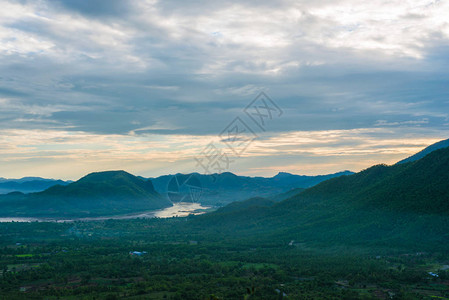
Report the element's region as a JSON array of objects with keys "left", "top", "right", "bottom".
[
  {"left": 129, "top": 251, "right": 147, "bottom": 256},
  {"left": 428, "top": 272, "right": 439, "bottom": 277}
]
